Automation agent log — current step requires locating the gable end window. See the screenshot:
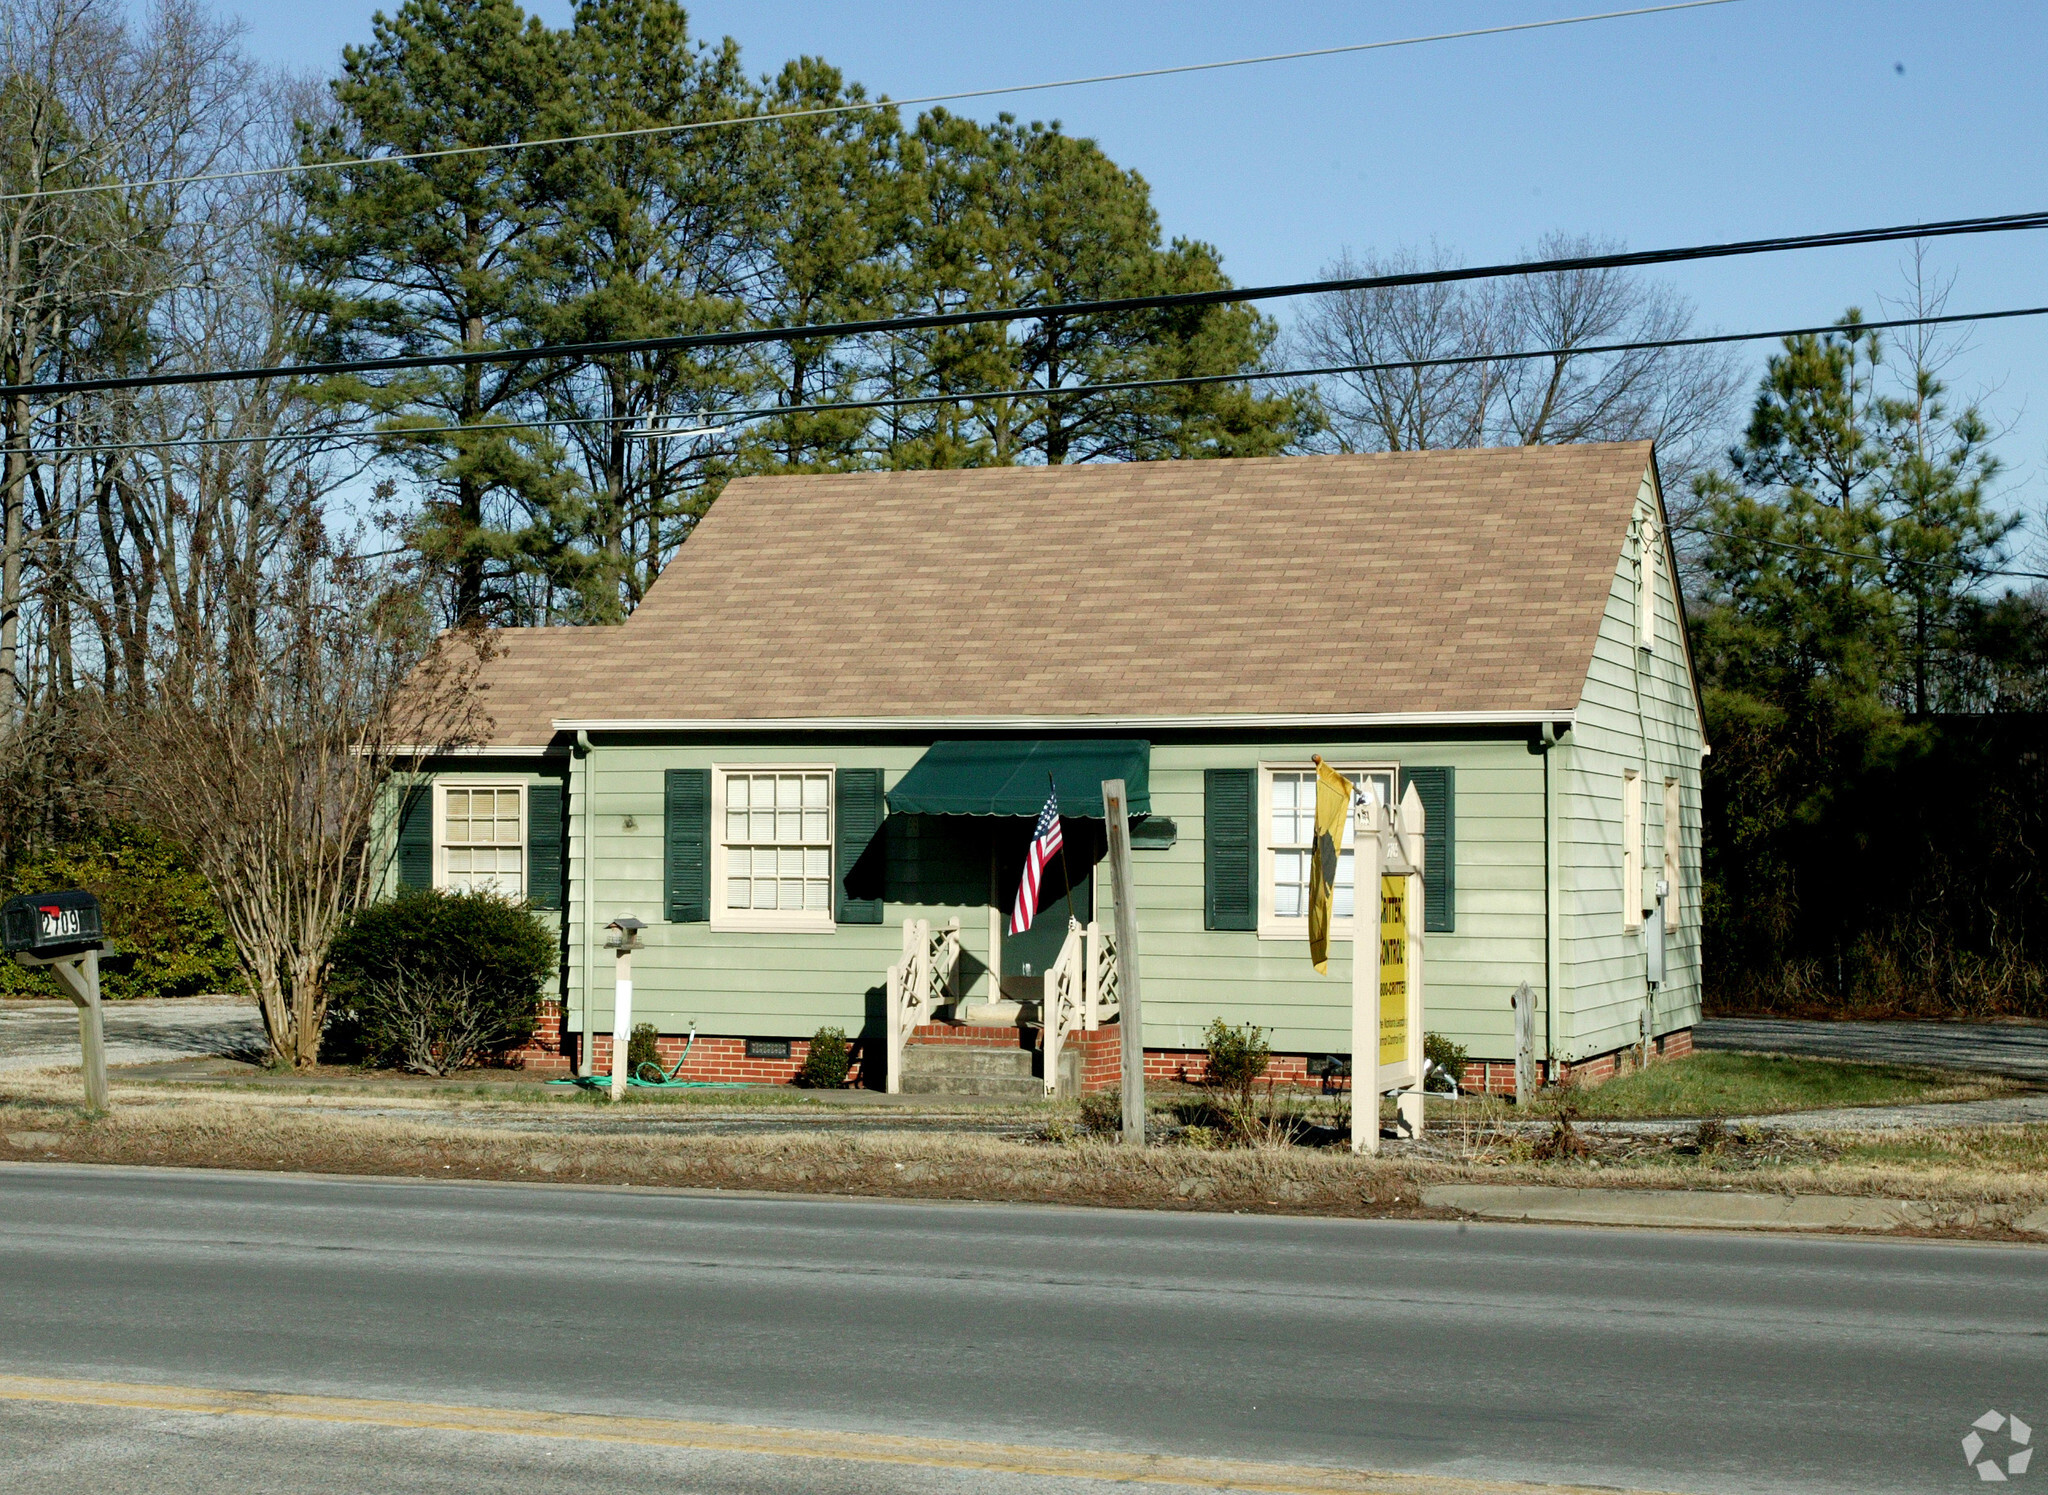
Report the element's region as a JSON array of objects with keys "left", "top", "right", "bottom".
[
  {"left": 712, "top": 767, "right": 835, "bottom": 933},
  {"left": 1256, "top": 762, "right": 1396, "bottom": 940},
  {"left": 437, "top": 783, "right": 525, "bottom": 898}
]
